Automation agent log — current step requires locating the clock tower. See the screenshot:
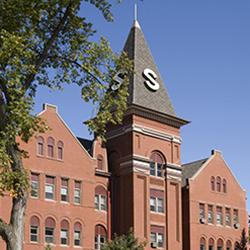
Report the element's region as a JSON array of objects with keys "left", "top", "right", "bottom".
[{"left": 106, "top": 21, "right": 189, "bottom": 250}]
